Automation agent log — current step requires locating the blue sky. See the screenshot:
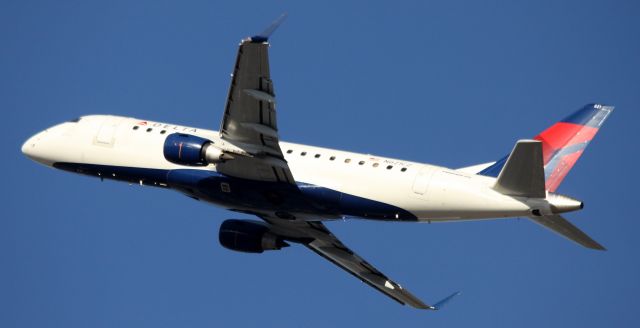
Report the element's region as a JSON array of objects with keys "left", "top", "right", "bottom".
[{"left": 3, "top": 1, "right": 639, "bottom": 327}]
